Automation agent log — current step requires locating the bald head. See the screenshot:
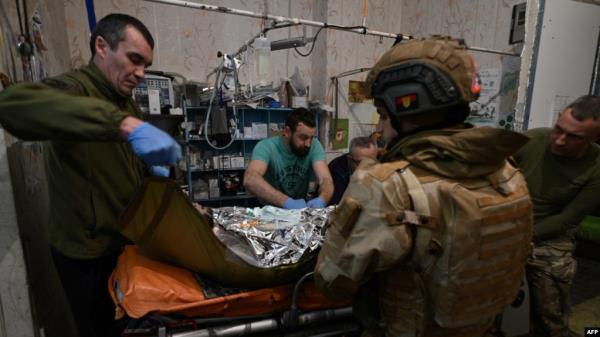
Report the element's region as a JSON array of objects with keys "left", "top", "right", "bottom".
[{"left": 350, "top": 137, "right": 377, "bottom": 162}]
